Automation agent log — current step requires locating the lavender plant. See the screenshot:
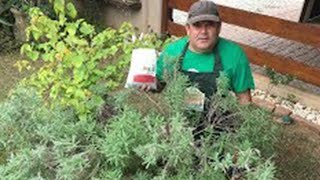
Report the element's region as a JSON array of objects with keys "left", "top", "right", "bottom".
[{"left": 0, "top": 71, "right": 278, "bottom": 179}]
